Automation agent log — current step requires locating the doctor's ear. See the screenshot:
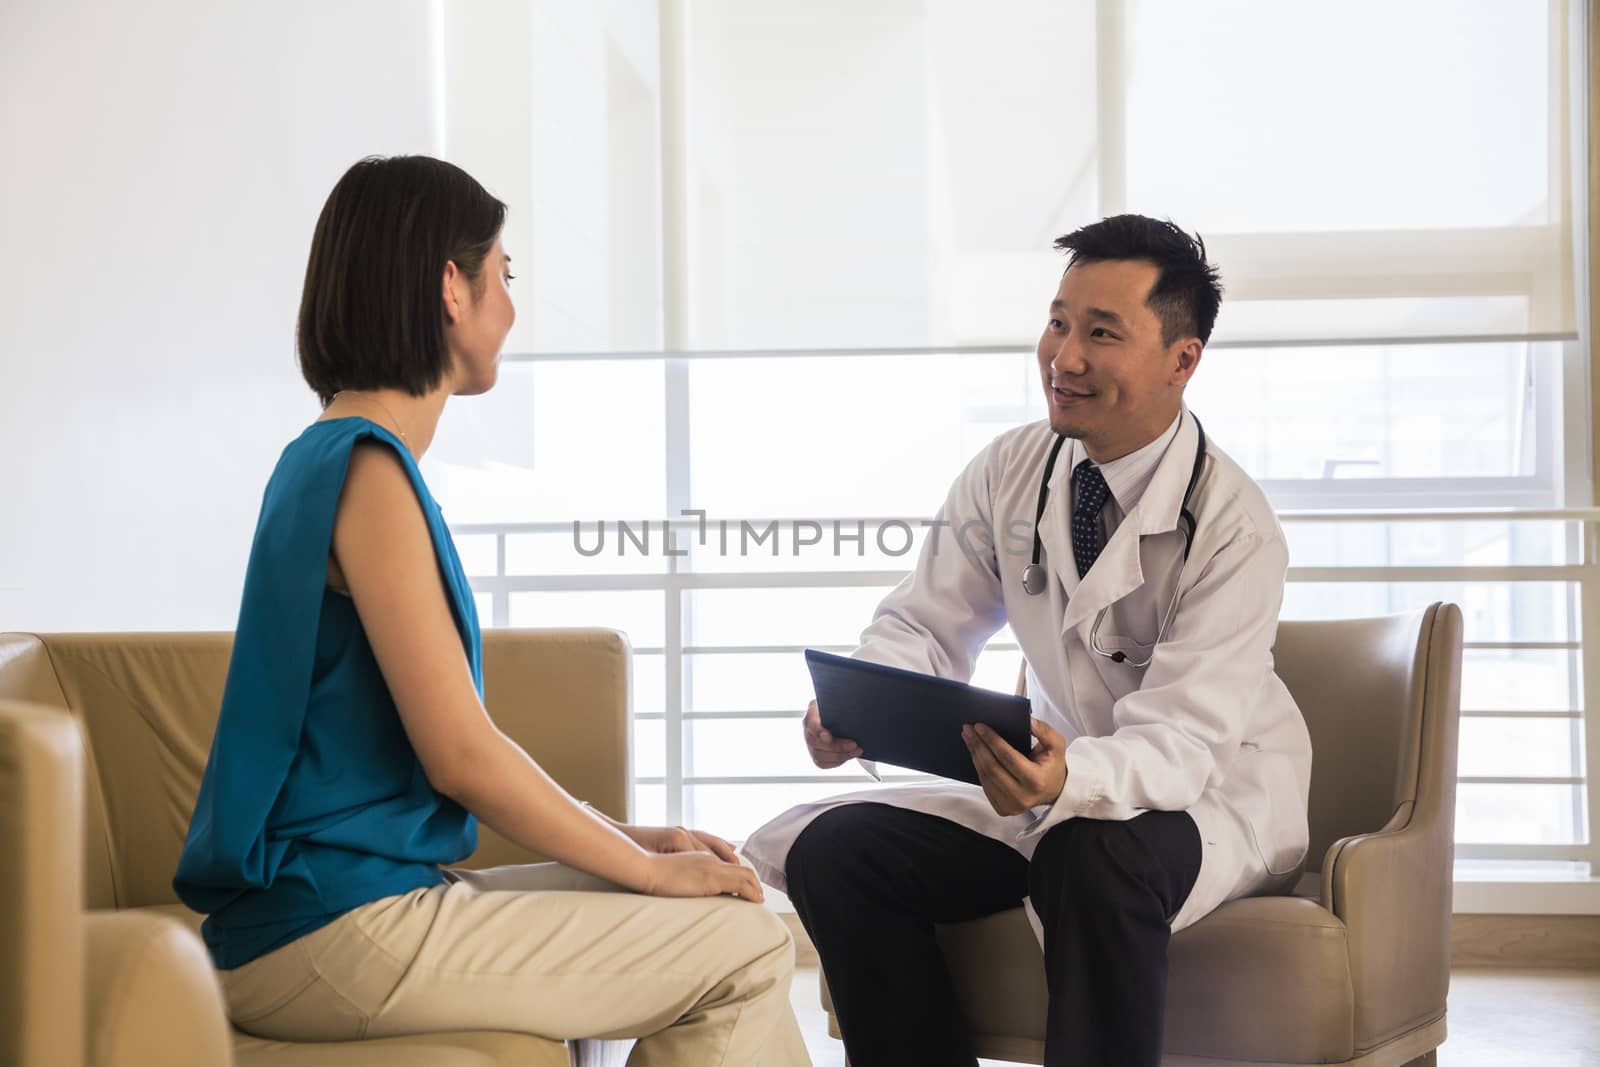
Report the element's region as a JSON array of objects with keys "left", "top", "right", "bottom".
[{"left": 1170, "top": 339, "right": 1203, "bottom": 385}]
